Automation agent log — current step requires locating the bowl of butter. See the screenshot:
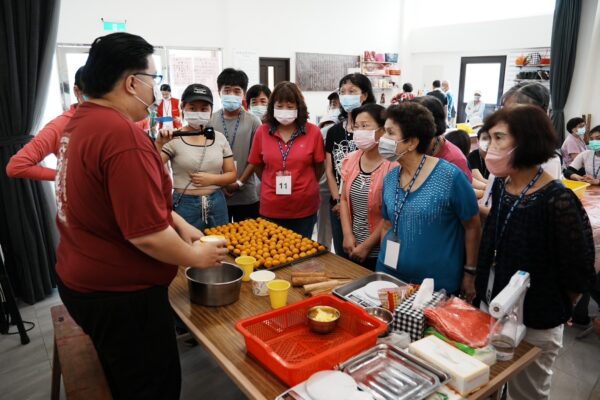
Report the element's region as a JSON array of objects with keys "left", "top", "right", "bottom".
[{"left": 307, "top": 306, "right": 341, "bottom": 334}]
